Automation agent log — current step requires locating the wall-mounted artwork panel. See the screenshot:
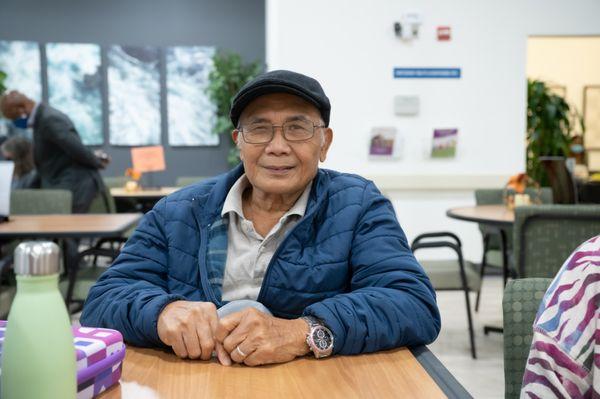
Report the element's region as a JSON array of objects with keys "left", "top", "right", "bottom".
[
  {"left": 0, "top": 41, "right": 42, "bottom": 137},
  {"left": 166, "top": 46, "right": 218, "bottom": 146},
  {"left": 46, "top": 43, "right": 103, "bottom": 145},
  {"left": 108, "top": 45, "right": 161, "bottom": 146}
]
